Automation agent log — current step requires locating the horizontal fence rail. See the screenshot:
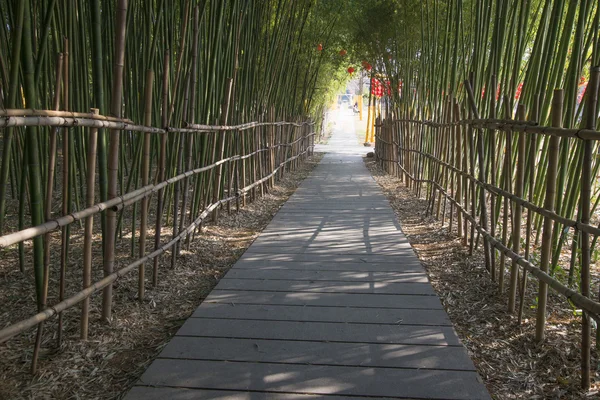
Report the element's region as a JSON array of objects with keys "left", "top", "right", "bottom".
[
  {"left": 0, "top": 109, "right": 316, "bottom": 365},
  {"left": 373, "top": 73, "right": 600, "bottom": 388}
]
